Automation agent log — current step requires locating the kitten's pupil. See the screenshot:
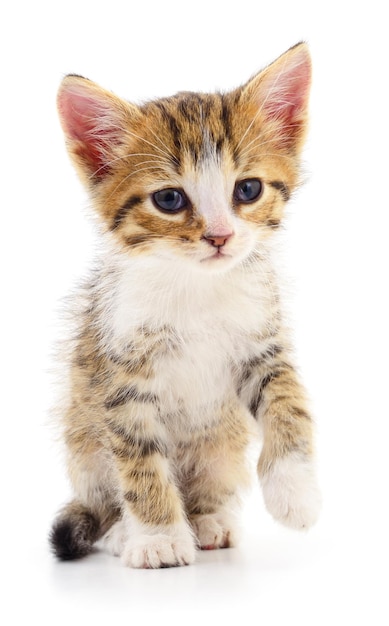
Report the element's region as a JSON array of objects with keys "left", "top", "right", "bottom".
[
  {"left": 234, "top": 179, "right": 262, "bottom": 203},
  {"left": 153, "top": 189, "right": 187, "bottom": 213}
]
